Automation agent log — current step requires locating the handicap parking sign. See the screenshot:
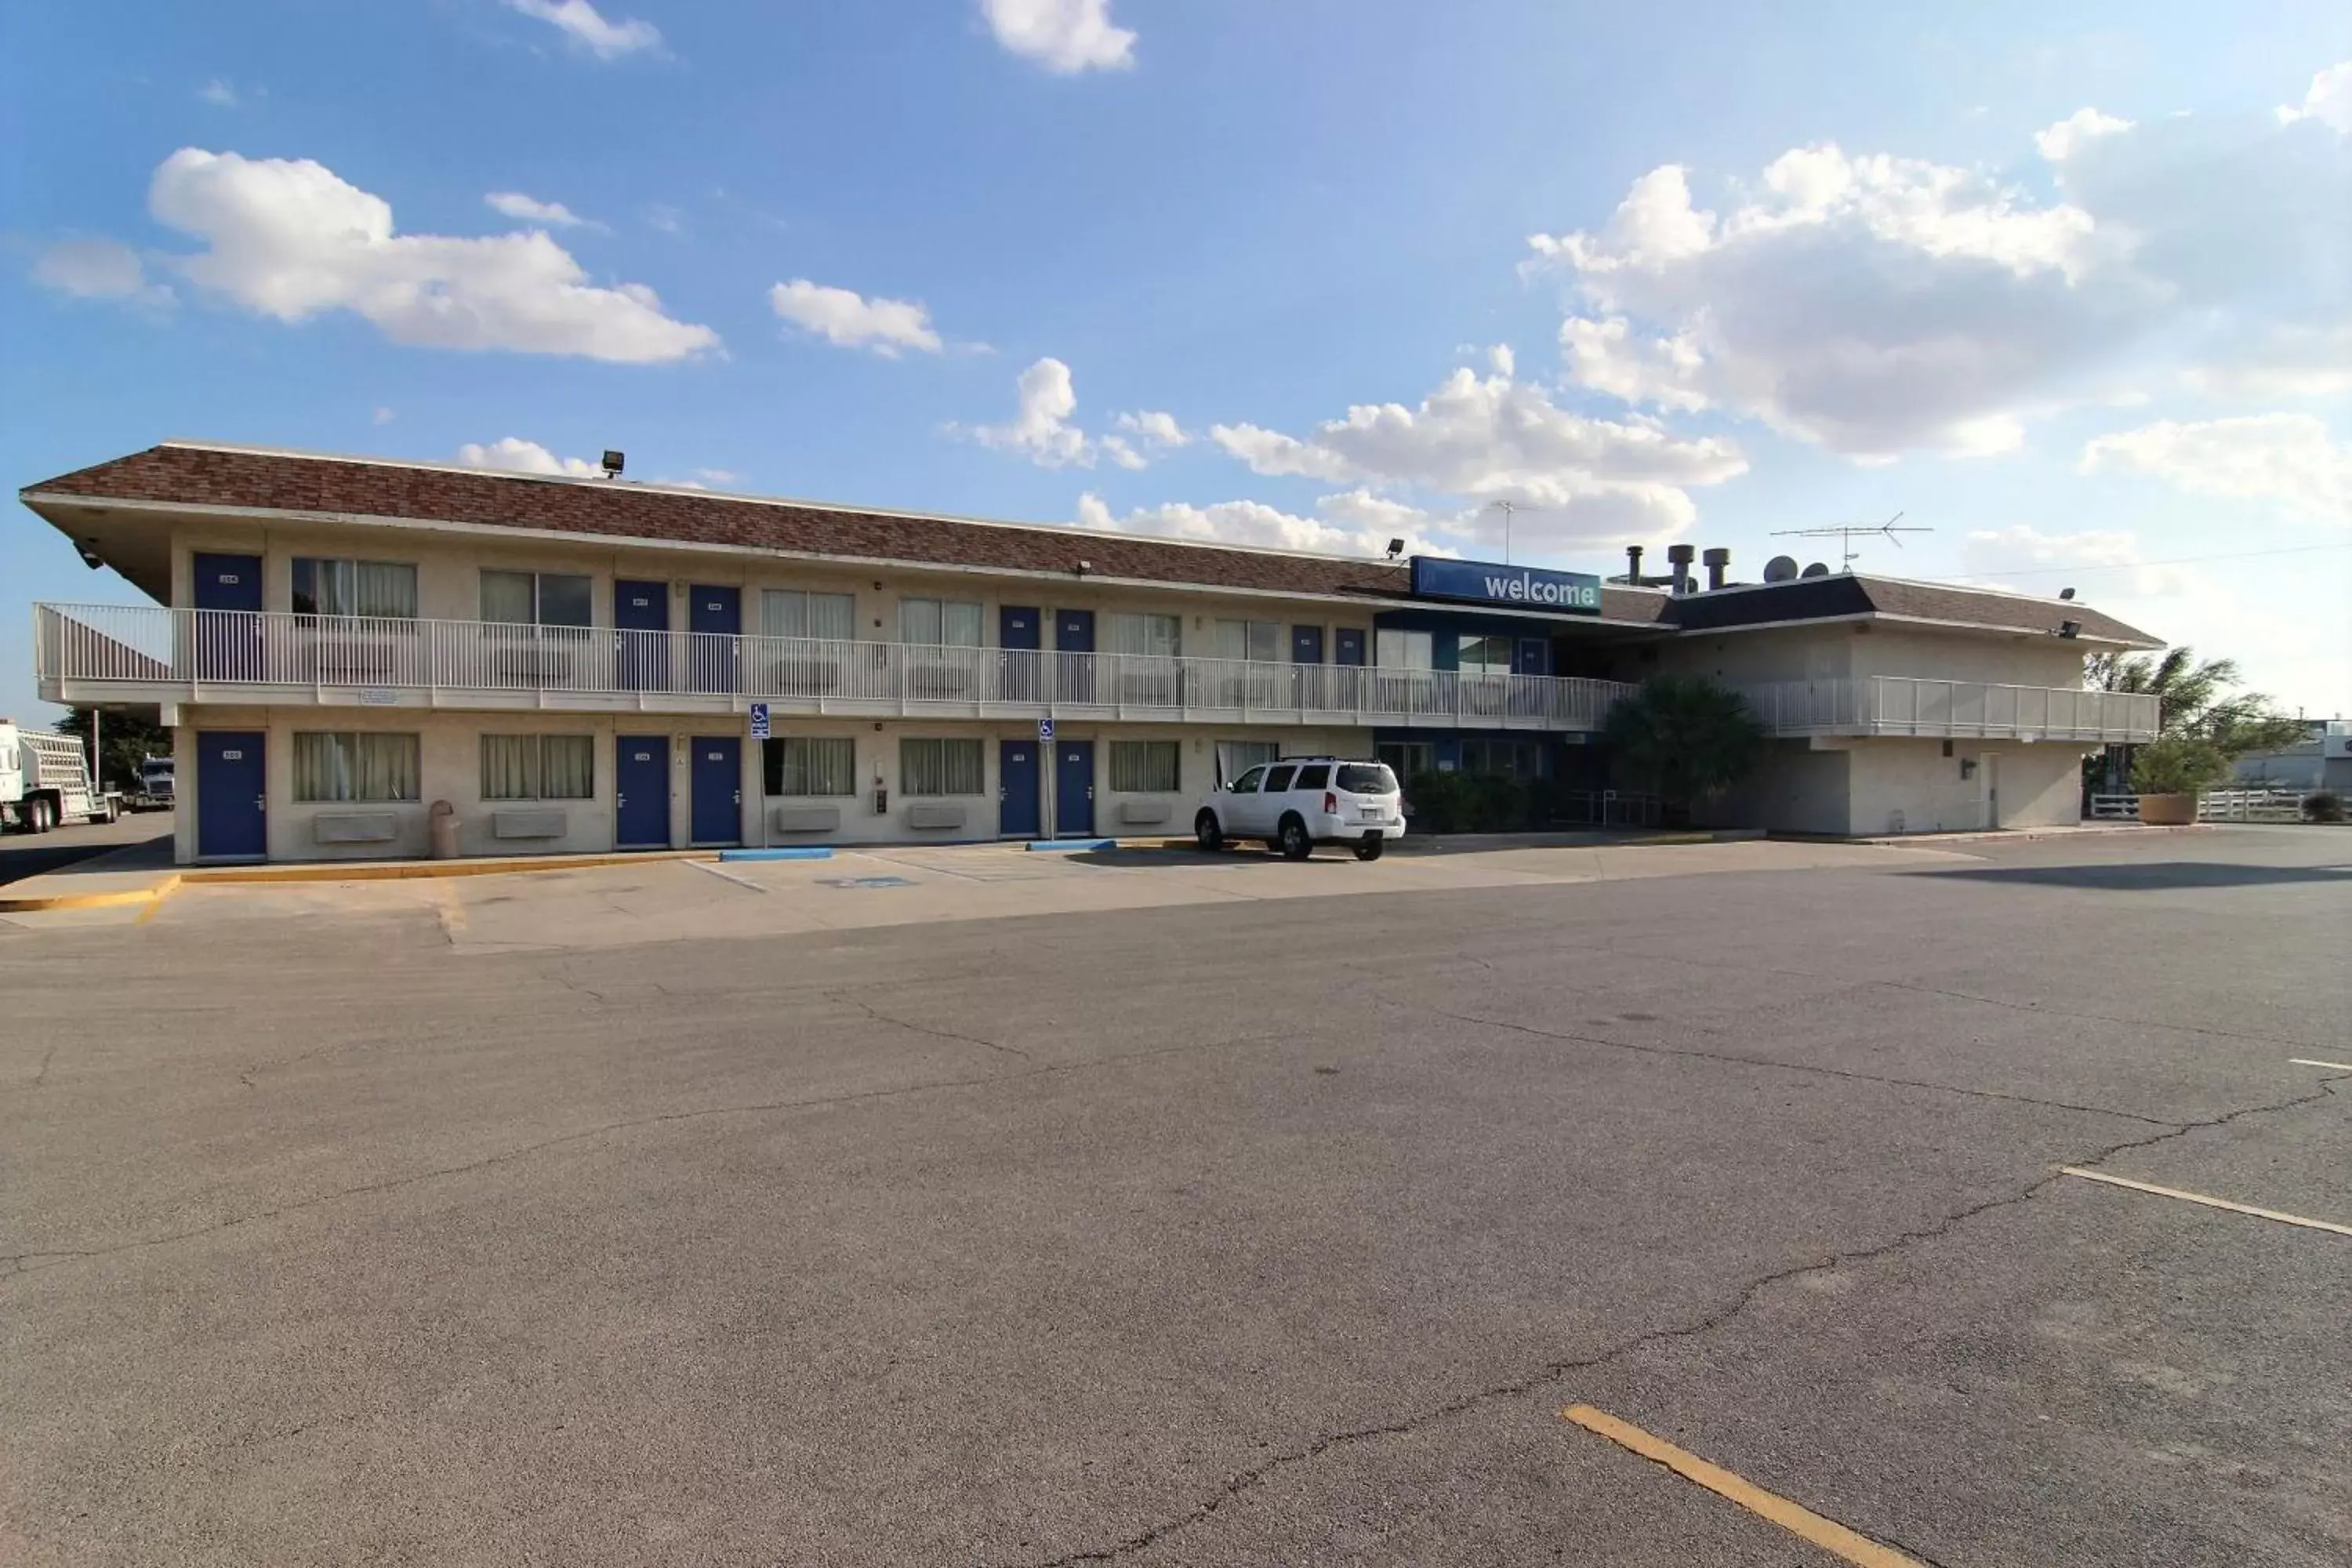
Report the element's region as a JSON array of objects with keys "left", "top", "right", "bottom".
[
  {"left": 1038, "top": 717, "right": 1055, "bottom": 740},
  {"left": 750, "top": 702, "right": 771, "bottom": 739}
]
